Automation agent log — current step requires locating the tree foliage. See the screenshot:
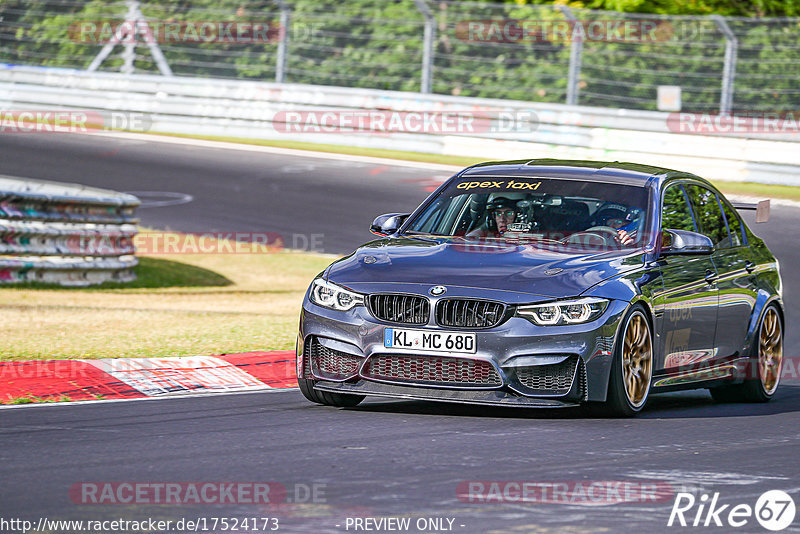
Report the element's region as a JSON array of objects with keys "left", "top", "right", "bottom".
[{"left": 1, "top": 0, "right": 798, "bottom": 111}]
